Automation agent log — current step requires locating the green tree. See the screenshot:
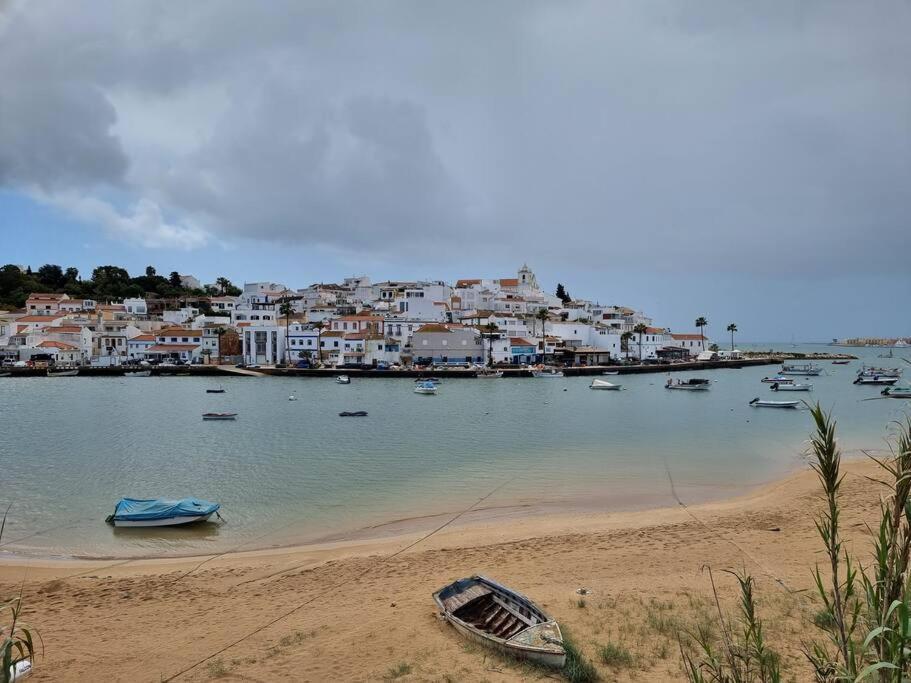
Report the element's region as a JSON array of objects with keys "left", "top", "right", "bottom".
[
  {"left": 168, "top": 271, "right": 182, "bottom": 288},
  {"left": 37, "top": 264, "right": 64, "bottom": 289},
  {"left": 621, "top": 331, "right": 634, "bottom": 360},
  {"left": 145, "top": 266, "right": 156, "bottom": 278},
  {"left": 695, "top": 316, "right": 708, "bottom": 347},
  {"left": 726, "top": 322, "right": 738, "bottom": 351},
  {"left": 633, "top": 323, "right": 648, "bottom": 361},
  {"left": 480, "top": 322, "right": 499, "bottom": 367},
  {"left": 535, "top": 308, "right": 549, "bottom": 363},
  {"left": 555, "top": 283, "right": 571, "bottom": 305},
  {"left": 64, "top": 267, "right": 79, "bottom": 283}
]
